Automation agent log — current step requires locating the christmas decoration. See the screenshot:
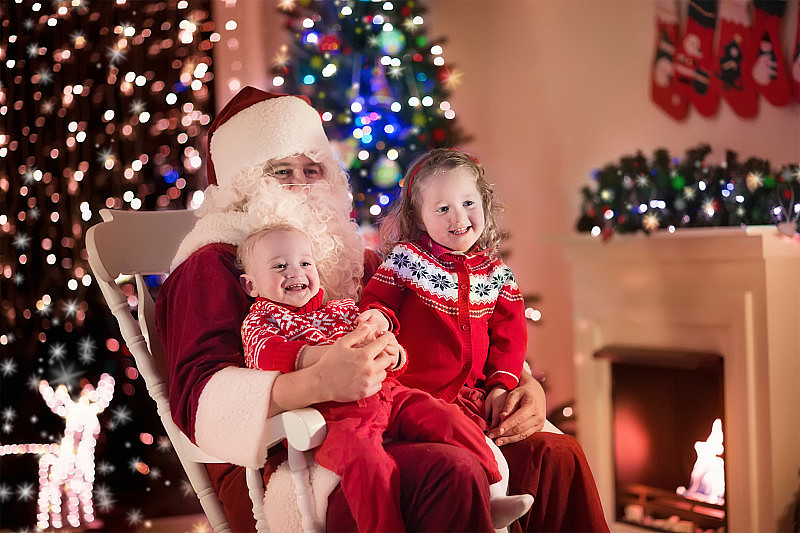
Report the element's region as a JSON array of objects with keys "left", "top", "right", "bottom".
[
  {"left": 268, "top": 0, "right": 470, "bottom": 226},
  {"left": 675, "top": 0, "right": 720, "bottom": 116},
  {"left": 651, "top": 0, "right": 689, "bottom": 120},
  {"left": 1, "top": 374, "right": 114, "bottom": 531},
  {"left": 751, "top": 0, "right": 792, "bottom": 106},
  {"left": 713, "top": 0, "right": 758, "bottom": 117},
  {"left": 1, "top": 1, "right": 215, "bottom": 529},
  {"left": 576, "top": 145, "right": 800, "bottom": 238}
]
